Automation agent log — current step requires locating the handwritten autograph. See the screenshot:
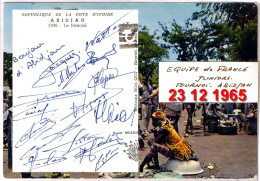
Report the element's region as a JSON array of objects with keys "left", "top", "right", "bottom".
[{"left": 14, "top": 10, "right": 137, "bottom": 172}]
